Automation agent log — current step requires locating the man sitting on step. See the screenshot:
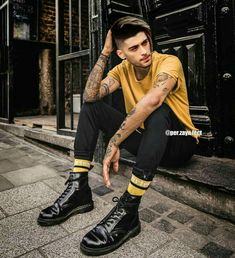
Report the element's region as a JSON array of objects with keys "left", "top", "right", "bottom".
[{"left": 37, "top": 16, "right": 199, "bottom": 256}]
